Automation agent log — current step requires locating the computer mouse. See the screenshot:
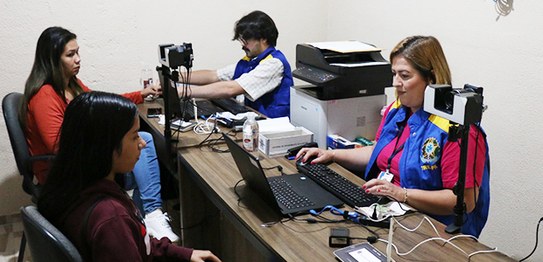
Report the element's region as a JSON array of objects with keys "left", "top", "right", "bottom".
[{"left": 296, "top": 155, "right": 317, "bottom": 166}]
